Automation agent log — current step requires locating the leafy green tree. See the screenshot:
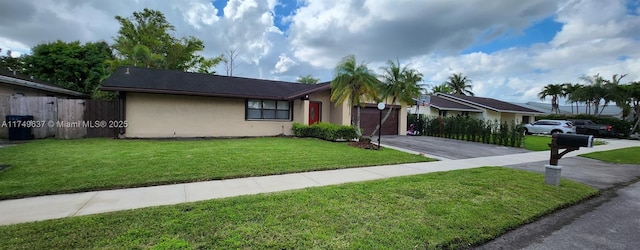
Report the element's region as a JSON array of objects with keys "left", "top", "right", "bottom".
[
  {"left": 330, "top": 54, "right": 379, "bottom": 137},
  {"left": 112, "top": 8, "right": 222, "bottom": 72},
  {"left": 369, "top": 59, "right": 423, "bottom": 136},
  {"left": 538, "top": 83, "right": 565, "bottom": 114},
  {"left": 430, "top": 83, "right": 454, "bottom": 94},
  {"left": 21, "top": 40, "right": 113, "bottom": 95},
  {"left": 444, "top": 72, "right": 474, "bottom": 96},
  {"left": 297, "top": 74, "right": 320, "bottom": 84},
  {"left": 0, "top": 49, "right": 25, "bottom": 72}
]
